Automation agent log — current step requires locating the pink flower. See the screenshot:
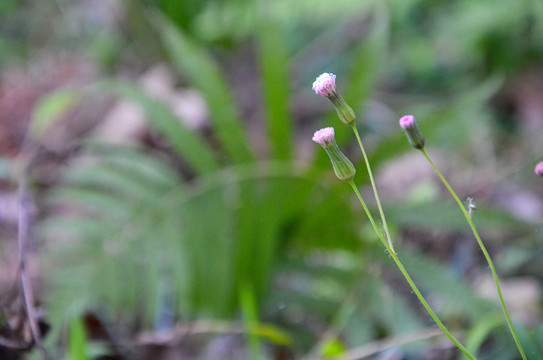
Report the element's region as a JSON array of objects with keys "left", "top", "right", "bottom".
[
  {"left": 535, "top": 162, "right": 543, "bottom": 177},
  {"left": 312, "top": 126, "right": 355, "bottom": 181},
  {"left": 312, "top": 73, "right": 336, "bottom": 97},
  {"left": 312, "top": 127, "right": 335, "bottom": 147},
  {"left": 399, "top": 115, "right": 416, "bottom": 129},
  {"left": 399, "top": 114, "right": 425, "bottom": 149}
]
